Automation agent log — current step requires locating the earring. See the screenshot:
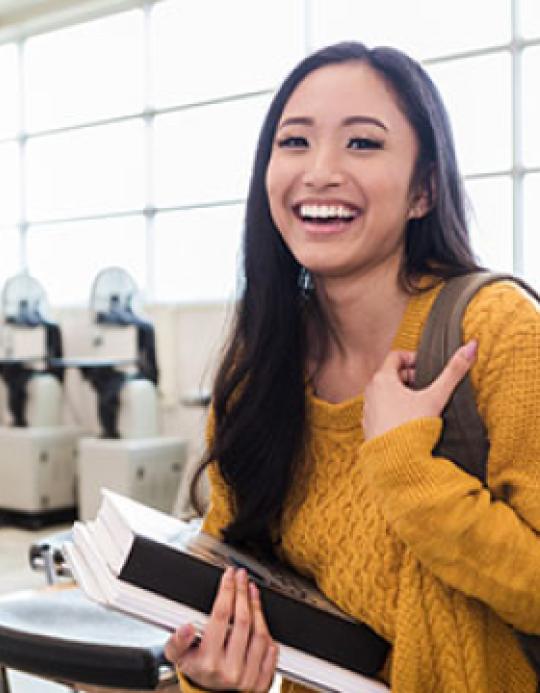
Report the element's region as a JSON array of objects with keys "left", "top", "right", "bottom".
[
  {"left": 298, "top": 266, "right": 314, "bottom": 299},
  {"left": 409, "top": 204, "right": 420, "bottom": 220}
]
